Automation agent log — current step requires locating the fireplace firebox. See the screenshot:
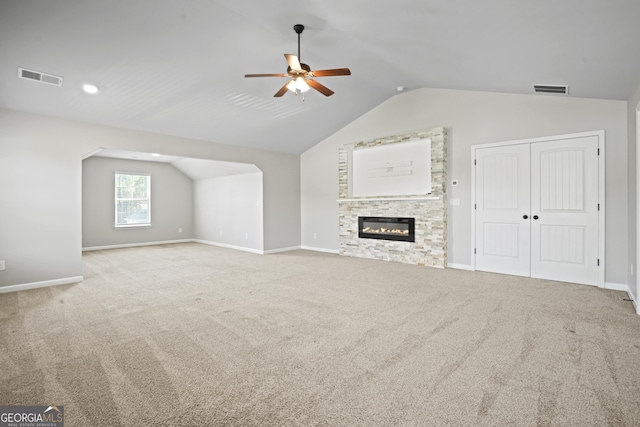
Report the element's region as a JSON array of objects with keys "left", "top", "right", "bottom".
[{"left": 358, "top": 217, "right": 415, "bottom": 242}]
